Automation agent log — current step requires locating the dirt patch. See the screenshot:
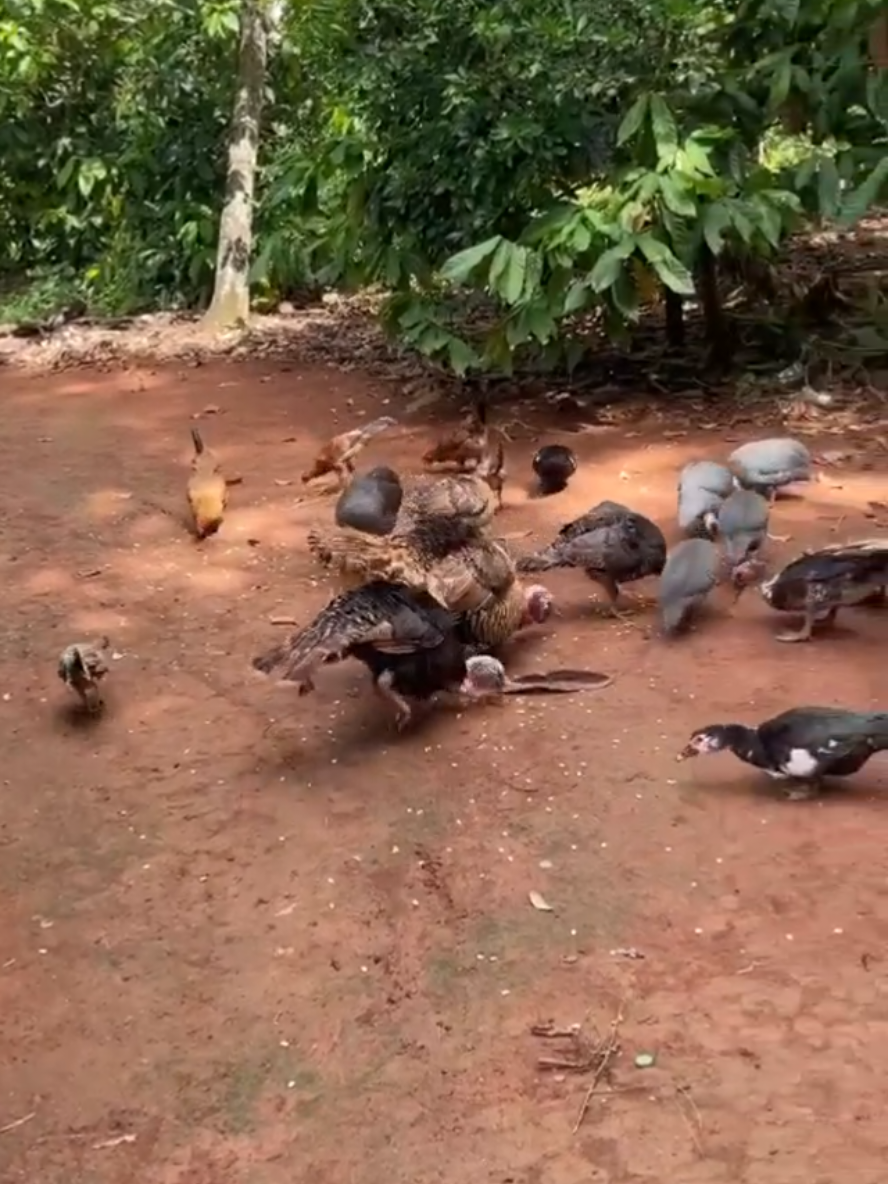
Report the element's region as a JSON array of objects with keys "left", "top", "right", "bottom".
[{"left": 1, "top": 356, "right": 887, "bottom": 1184}]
